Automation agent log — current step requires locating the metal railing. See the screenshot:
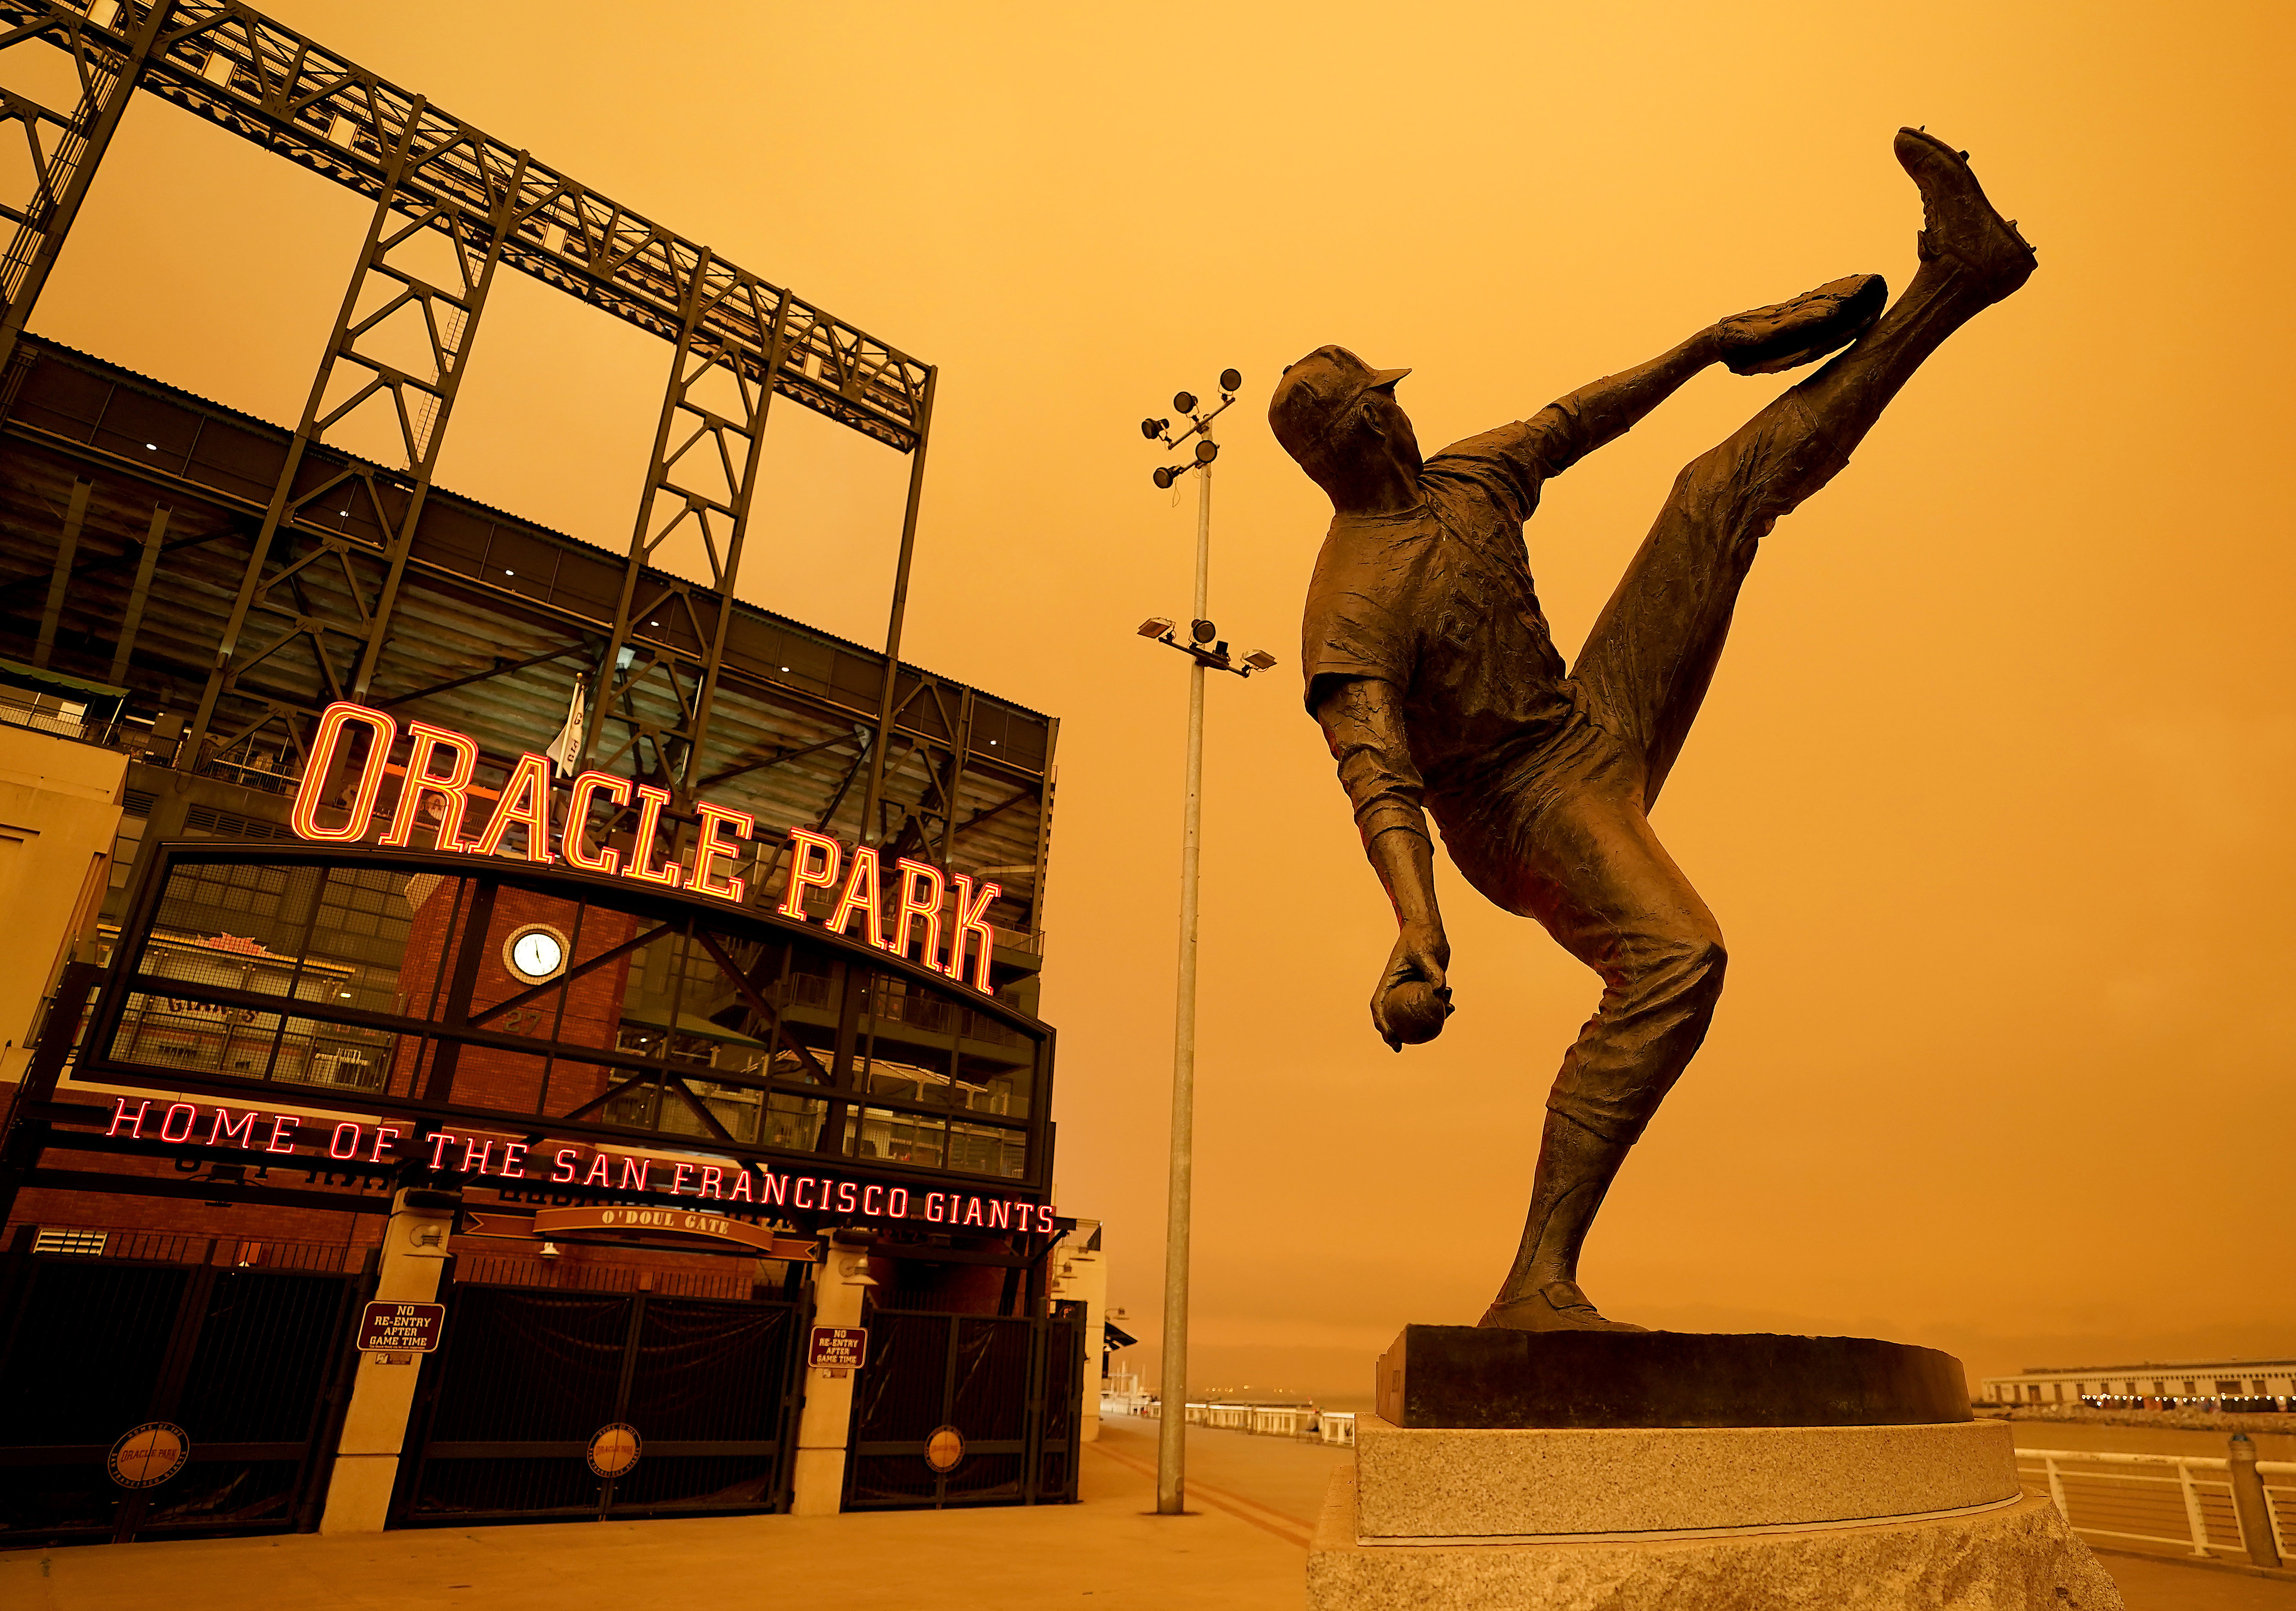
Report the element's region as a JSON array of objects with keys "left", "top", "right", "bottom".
[
  {"left": 2018, "top": 1445, "right": 2293, "bottom": 1565},
  {"left": 0, "top": 700, "right": 156, "bottom": 757},
  {"left": 1125, "top": 1398, "right": 1356, "bottom": 1444}
]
